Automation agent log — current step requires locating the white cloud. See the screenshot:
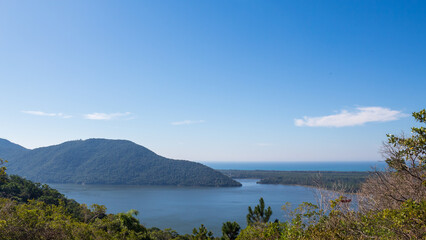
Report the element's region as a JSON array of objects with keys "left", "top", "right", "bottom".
[
  {"left": 171, "top": 120, "right": 205, "bottom": 125},
  {"left": 22, "top": 110, "right": 72, "bottom": 119},
  {"left": 294, "top": 107, "right": 406, "bottom": 127},
  {"left": 84, "top": 112, "right": 132, "bottom": 120}
]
